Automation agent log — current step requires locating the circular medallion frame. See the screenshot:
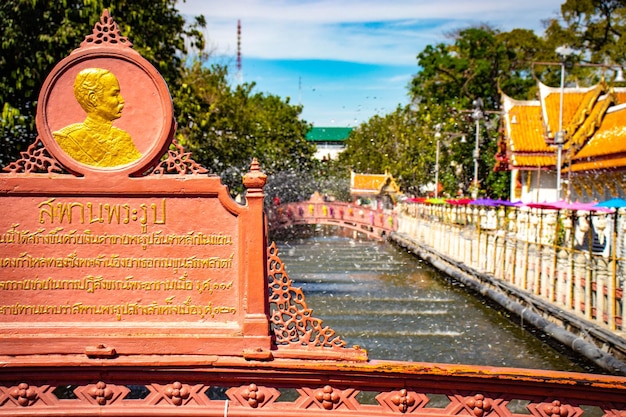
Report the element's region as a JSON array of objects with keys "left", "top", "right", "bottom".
[{"left": 36, "top": 46, "right": 175, "bottom": 177}]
